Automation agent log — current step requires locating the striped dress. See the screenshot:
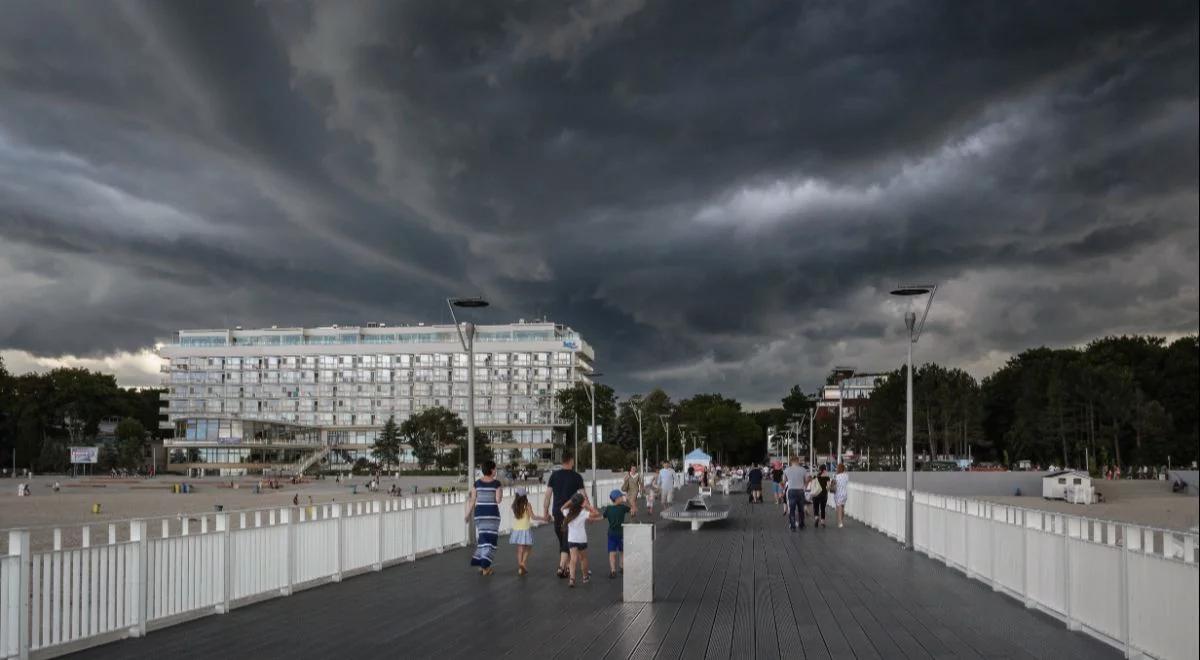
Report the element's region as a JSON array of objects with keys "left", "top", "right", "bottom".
[{"left": 470, "top": 478, "right": 501, "bottom": 569}]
